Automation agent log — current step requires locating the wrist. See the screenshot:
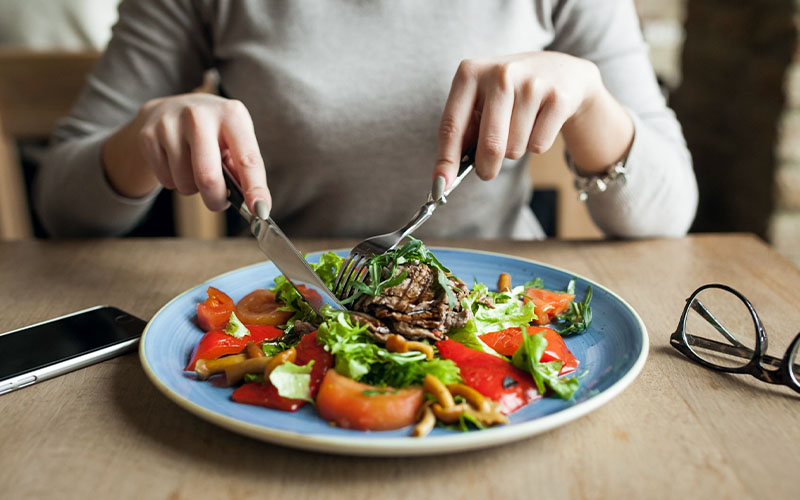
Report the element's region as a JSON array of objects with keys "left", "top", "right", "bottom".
[{"left": 102, "top": 118, "right": 160, "bottom": 198}]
